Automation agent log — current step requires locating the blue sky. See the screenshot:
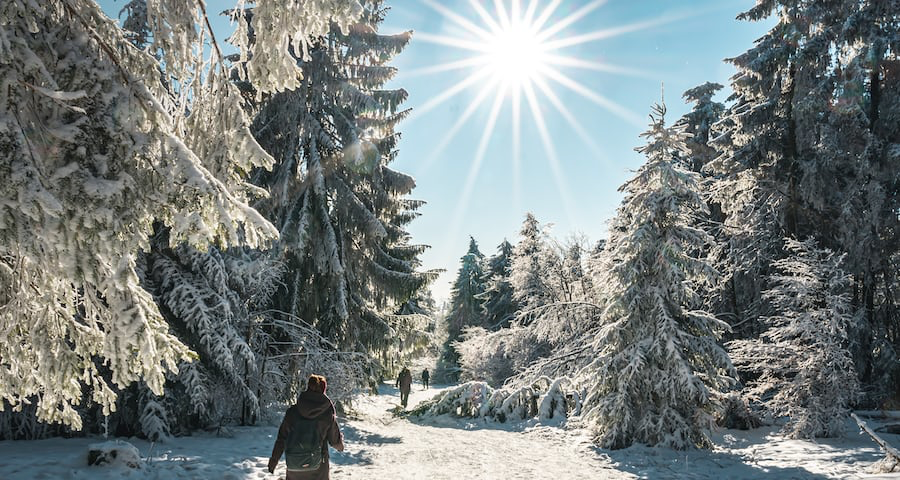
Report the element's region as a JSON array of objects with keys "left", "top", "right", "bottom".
[
  {"left": 97, "top": 0, "right": 771, "bottom": 302},
  {"left": 380, "top": 1, "right": 771, "bottom": 301}
]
